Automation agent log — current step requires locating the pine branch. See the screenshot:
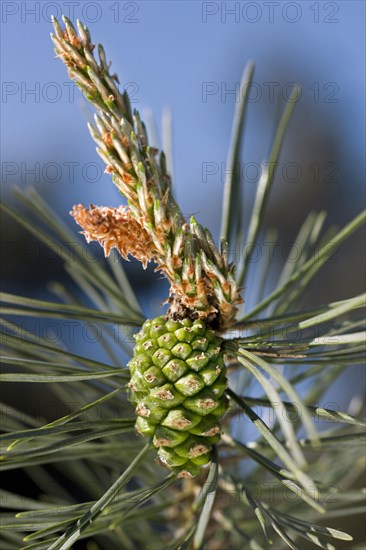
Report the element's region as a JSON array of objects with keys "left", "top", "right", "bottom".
[{"left": 50, "top": 16, "right": 241, "bottom": 328}]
